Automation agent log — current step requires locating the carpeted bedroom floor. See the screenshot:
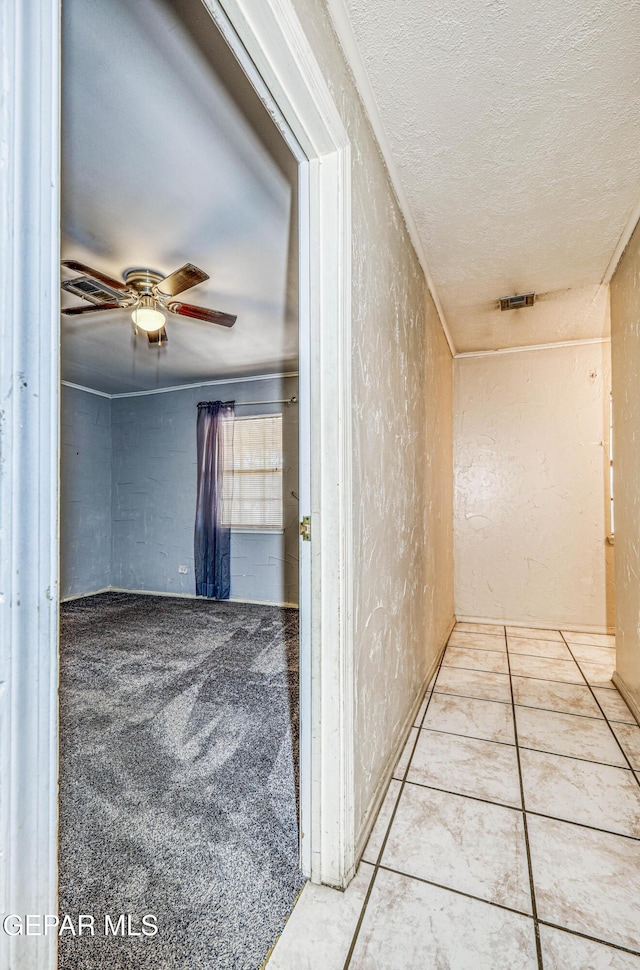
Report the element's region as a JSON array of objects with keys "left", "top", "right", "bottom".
[{"left": 58, "top": 592, "right": 304, "bottom": 969}]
